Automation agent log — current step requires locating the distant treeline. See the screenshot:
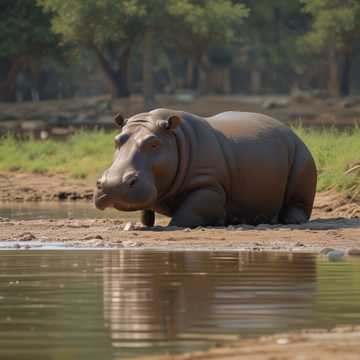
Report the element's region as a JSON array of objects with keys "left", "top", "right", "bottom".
[{"left": 1, "top": 0, "right": 360, "bottom": 103}]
